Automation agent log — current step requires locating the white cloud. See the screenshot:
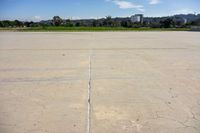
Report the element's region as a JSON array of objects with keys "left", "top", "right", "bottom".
[
  {"left": 0, "top": 16, "right": 43, "bottom": 22},
  {"left": 173, "top": 9, "right": 195, "bottom": 14},
  {"left": 33, "top": 16, "right": 41, "bottom": 19},
  {"left": 149, "top": 0, "right": 160, "bottom": 5},
  {"left": 106, "top": 0, "right": 144, "bottom": 12},
  {"left": 70, "top": 16, "right": 102, "bottom": 20},
  {"left": 32, "top": 16, "right": 42, "bottom": 21}
]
